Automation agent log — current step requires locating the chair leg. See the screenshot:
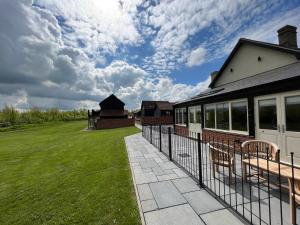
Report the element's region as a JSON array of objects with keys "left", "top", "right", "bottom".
[
  {"left": 259, "top": 168, "right": 264, "bottom": 178},
  {"left": 243, "top": 163, "right": 247, "bottom": 183},
  {"left": 229, "top": 166, "right": 233, "bottom": 184},
  {"left": 290, "top": 192, "right": 296, "bottom": 224},
  {"left": 212, "top": 163, "right": 215, "bottom": 178},
  {"left": 289, "top": 178, "right": 297, "bottom": 224}
]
